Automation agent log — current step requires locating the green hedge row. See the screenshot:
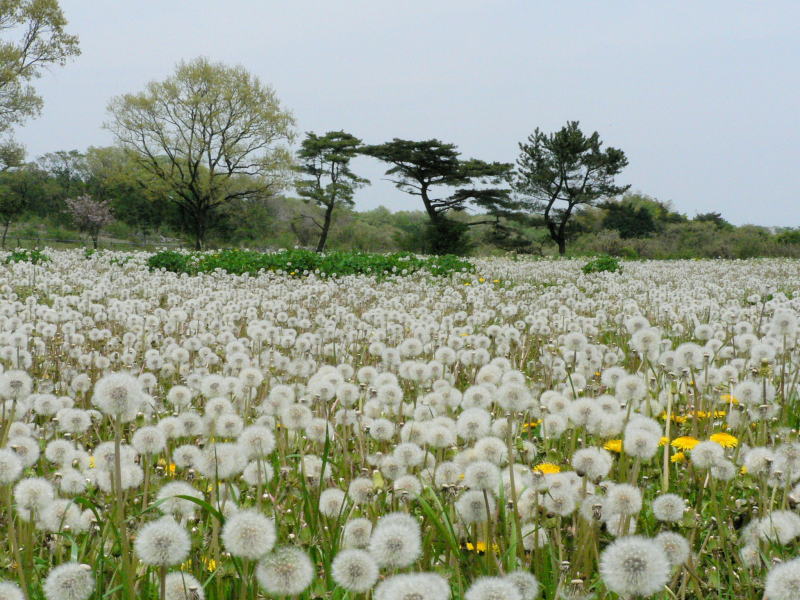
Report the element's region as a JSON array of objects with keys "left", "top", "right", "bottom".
[{"left": 147, "top": 249, "right": 474, "bottom": 278}]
